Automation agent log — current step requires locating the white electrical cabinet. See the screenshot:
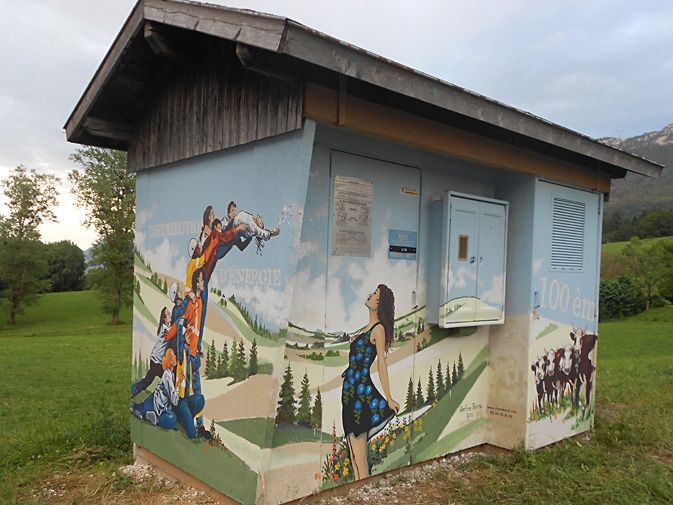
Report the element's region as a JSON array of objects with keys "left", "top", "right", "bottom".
[{"left": 432, "top": 192, "right": 508, "bottom": 327}]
